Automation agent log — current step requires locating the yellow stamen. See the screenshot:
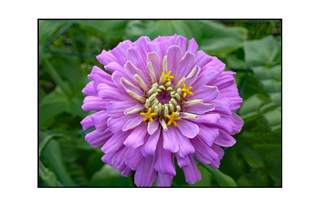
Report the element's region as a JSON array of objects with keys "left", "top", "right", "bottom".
[
  {"left": 181, "top": 83, "right": 194, "bottom": 98},
  {"left": 140, "top": 108, "right": 157, "bottom": 123},
  {"left": 166, "top": 112, "right": 181, "bottom": 127},
  {"left": 161, "top": 71, "right": 175, "bottom": 83}
]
